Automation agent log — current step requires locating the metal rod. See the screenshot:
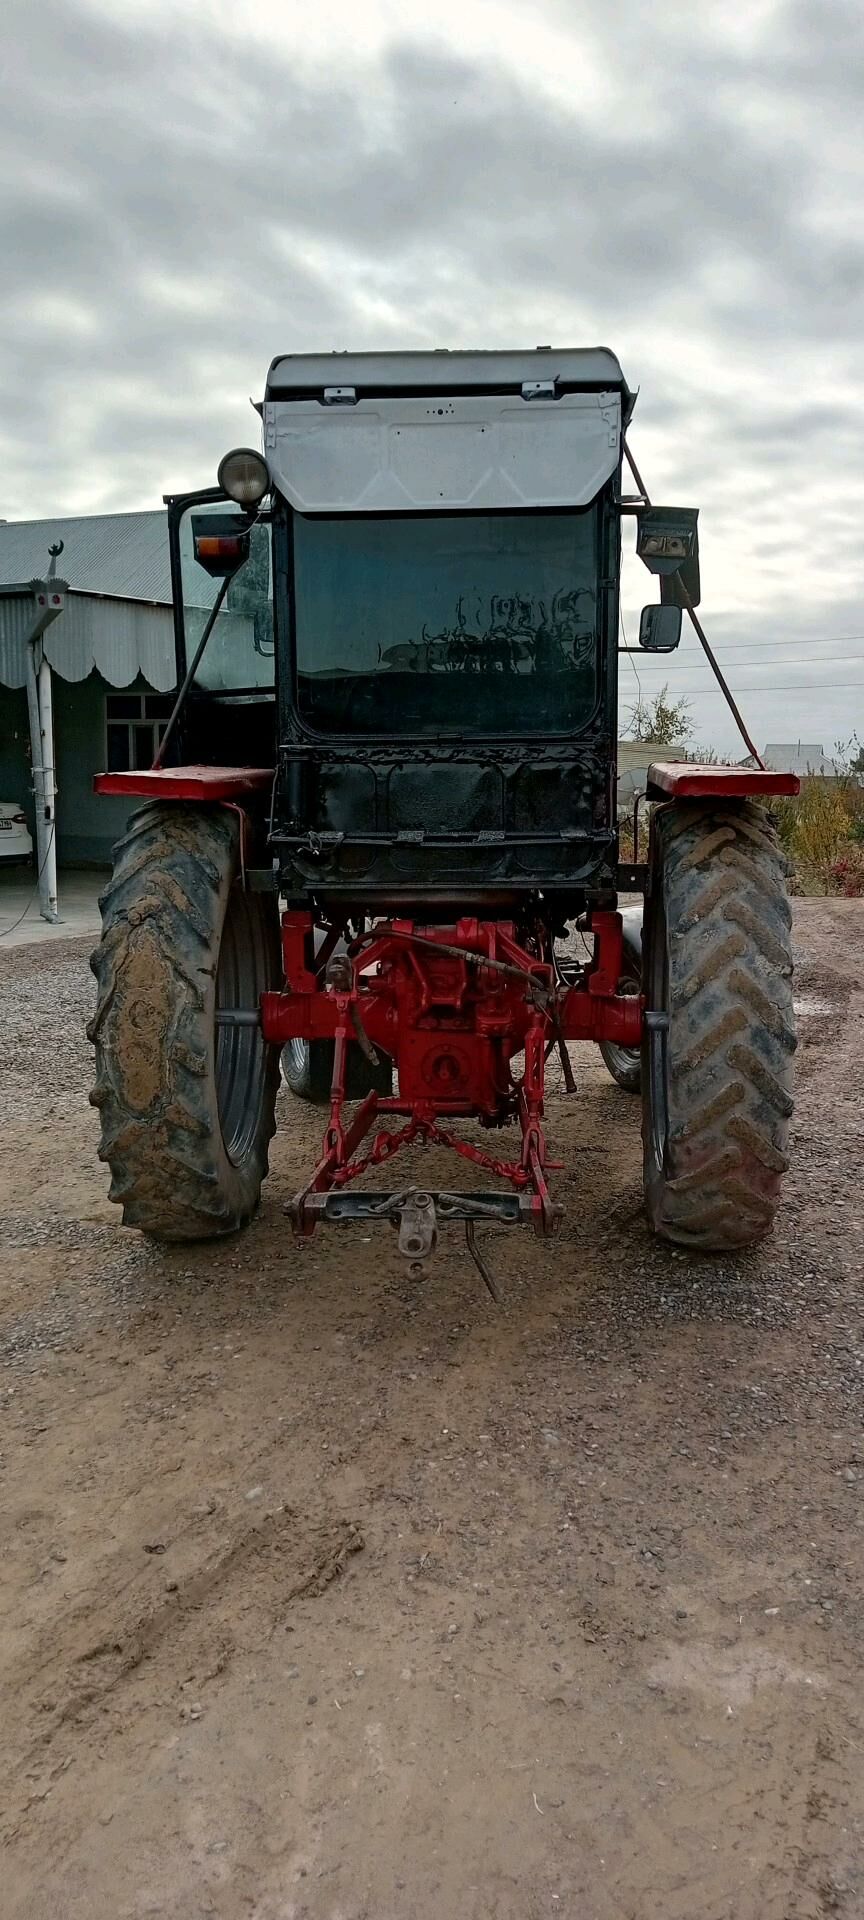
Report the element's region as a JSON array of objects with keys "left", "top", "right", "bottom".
[
  {"left": 465, "top": 1221, "right": 500, "bottom": 1304},
  {"left": 622, "top": 439, "right": 649, "bottom": 503},
  {"left": 633, "top": 788, "right": 645, "bottom": 862},
  {"left": 350, "top": 1000, "right": 380, "bottom": 1065},
  {"left": 152, "top": 573, "right": 232, "bottom": 769},
  {"left": 623, "top": 437, "right": 766, "bottom": 770},
  {"left": 676, "top": 584, "right": 766, "bottom": 769}
]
